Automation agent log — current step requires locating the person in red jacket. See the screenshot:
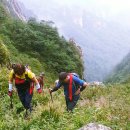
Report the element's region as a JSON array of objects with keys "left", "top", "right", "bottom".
[{"left": 38, "top": 72, "right": 45, "bottom": 90}]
